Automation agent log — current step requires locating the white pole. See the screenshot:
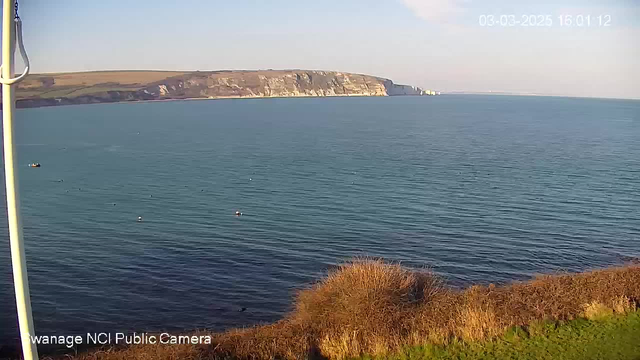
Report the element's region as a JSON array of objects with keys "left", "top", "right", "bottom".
[{"left": 2, "top": 0, "right": 38, "bottom": 359}]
